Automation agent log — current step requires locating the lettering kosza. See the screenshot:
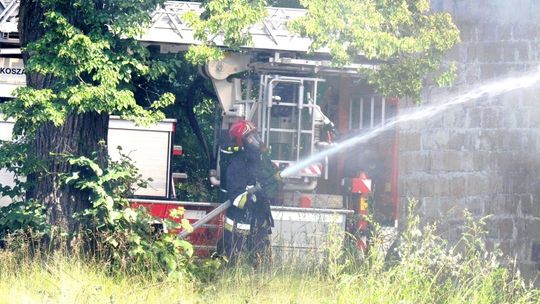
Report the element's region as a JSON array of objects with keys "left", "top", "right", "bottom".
[{"left": 0, "top": 67, "right": 24, "bottom": 75}]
